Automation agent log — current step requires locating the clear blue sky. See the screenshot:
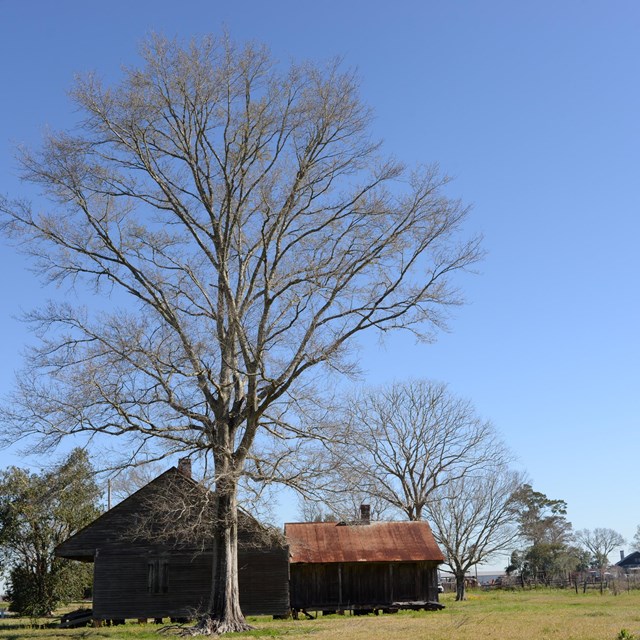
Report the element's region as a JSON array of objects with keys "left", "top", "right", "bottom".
[{"left": 1, "top": 1, "right": 639, "bottom": 568}]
